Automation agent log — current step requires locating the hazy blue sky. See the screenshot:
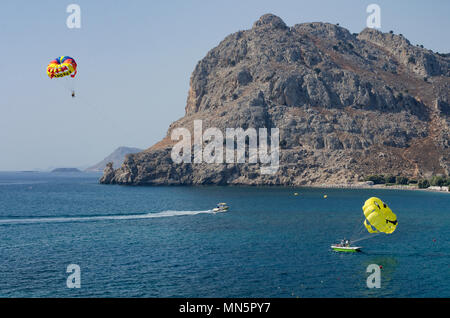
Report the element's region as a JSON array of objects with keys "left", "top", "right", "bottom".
[{"left": 1, "top": 0, "right": 449, "bottom": 170}]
